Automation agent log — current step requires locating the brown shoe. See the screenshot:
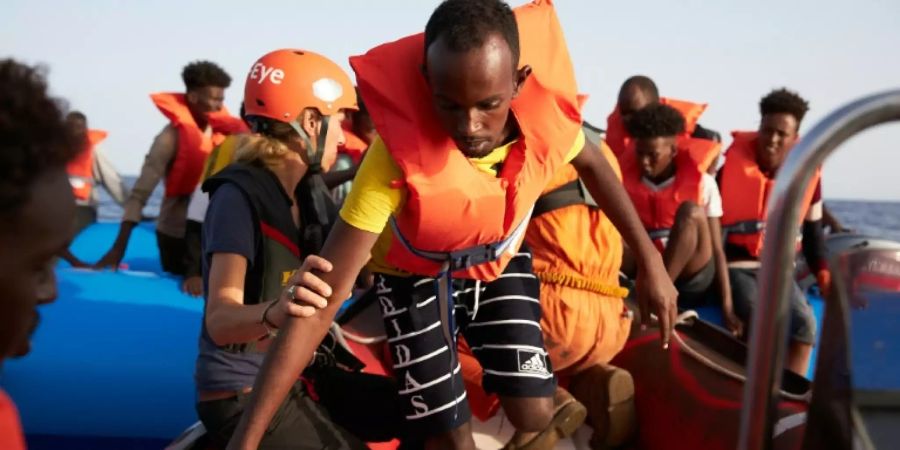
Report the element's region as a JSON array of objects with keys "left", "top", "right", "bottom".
[
  {"left": 502, "top": 387, "right": 588, "bottom": 450},
  {"left": 568, "top": 364, "right": 636, "bottom": 449}
]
